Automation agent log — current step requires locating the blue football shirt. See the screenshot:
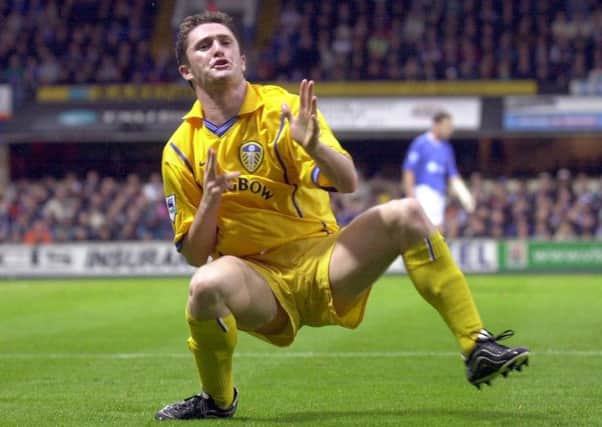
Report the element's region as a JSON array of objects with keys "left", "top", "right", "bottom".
[{"left": 402, "top": 132, "right": 459, "bottom": 195}]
